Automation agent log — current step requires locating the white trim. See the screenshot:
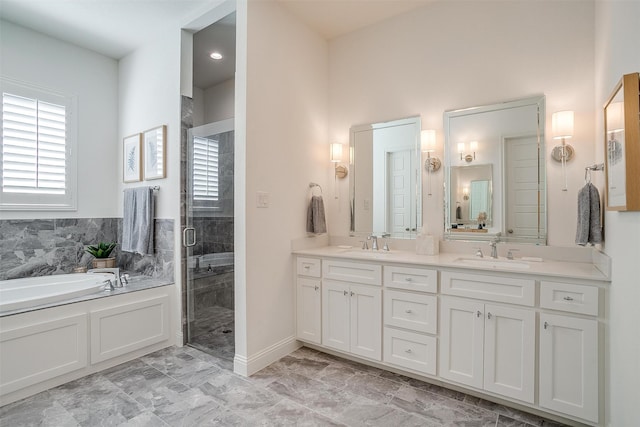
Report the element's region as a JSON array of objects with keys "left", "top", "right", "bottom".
[{"left": 233, "top": 335, "right": 300, "bottom": 377}]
